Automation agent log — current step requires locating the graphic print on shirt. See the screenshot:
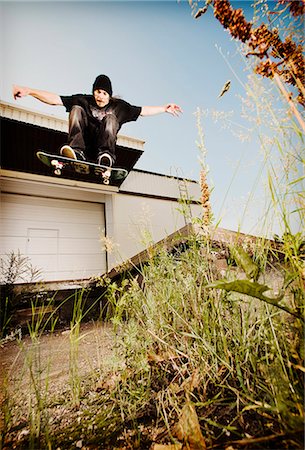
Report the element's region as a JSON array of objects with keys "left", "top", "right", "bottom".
[{"left": 90, "top": 105, "right": 111, "bottom": 122}]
